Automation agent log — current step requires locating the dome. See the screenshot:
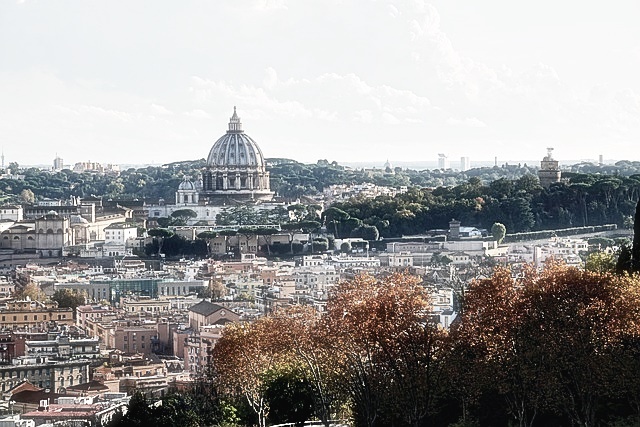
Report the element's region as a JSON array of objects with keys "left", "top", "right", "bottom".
[
  {"left": 178, "top": 178, "right": 197, "bottom": 191},
  {"left": 206, "top": 107, "right": 265, "bottom": 168},
  {"left": 200, "top": 107, "right": 273, "bottom": 204},
  {"left": 69, "top": 215, "right": 89, "bottom": 226}
]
